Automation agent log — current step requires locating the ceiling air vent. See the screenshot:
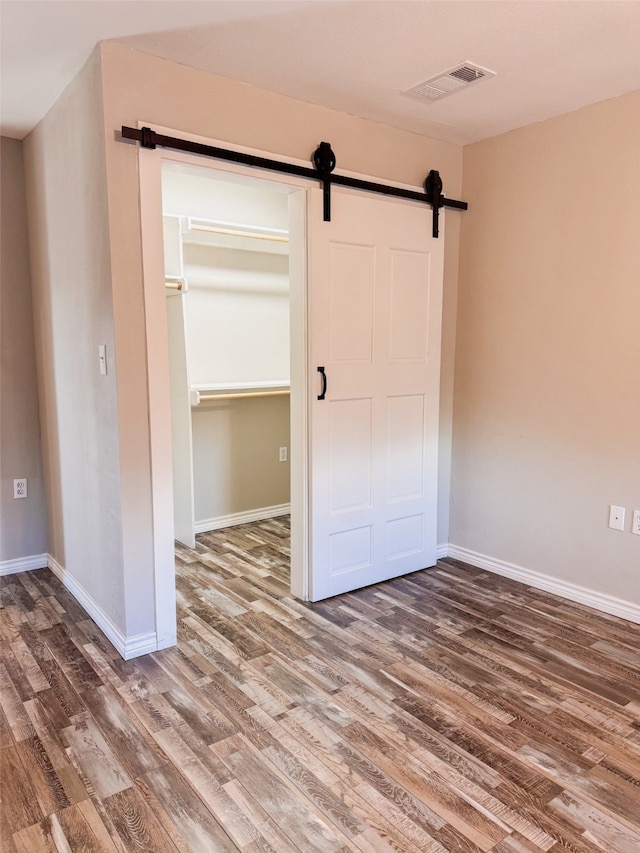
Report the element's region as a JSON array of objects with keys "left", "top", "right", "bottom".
[{"left": 403, "top": 62, "right": 496, "bottom": 103}]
